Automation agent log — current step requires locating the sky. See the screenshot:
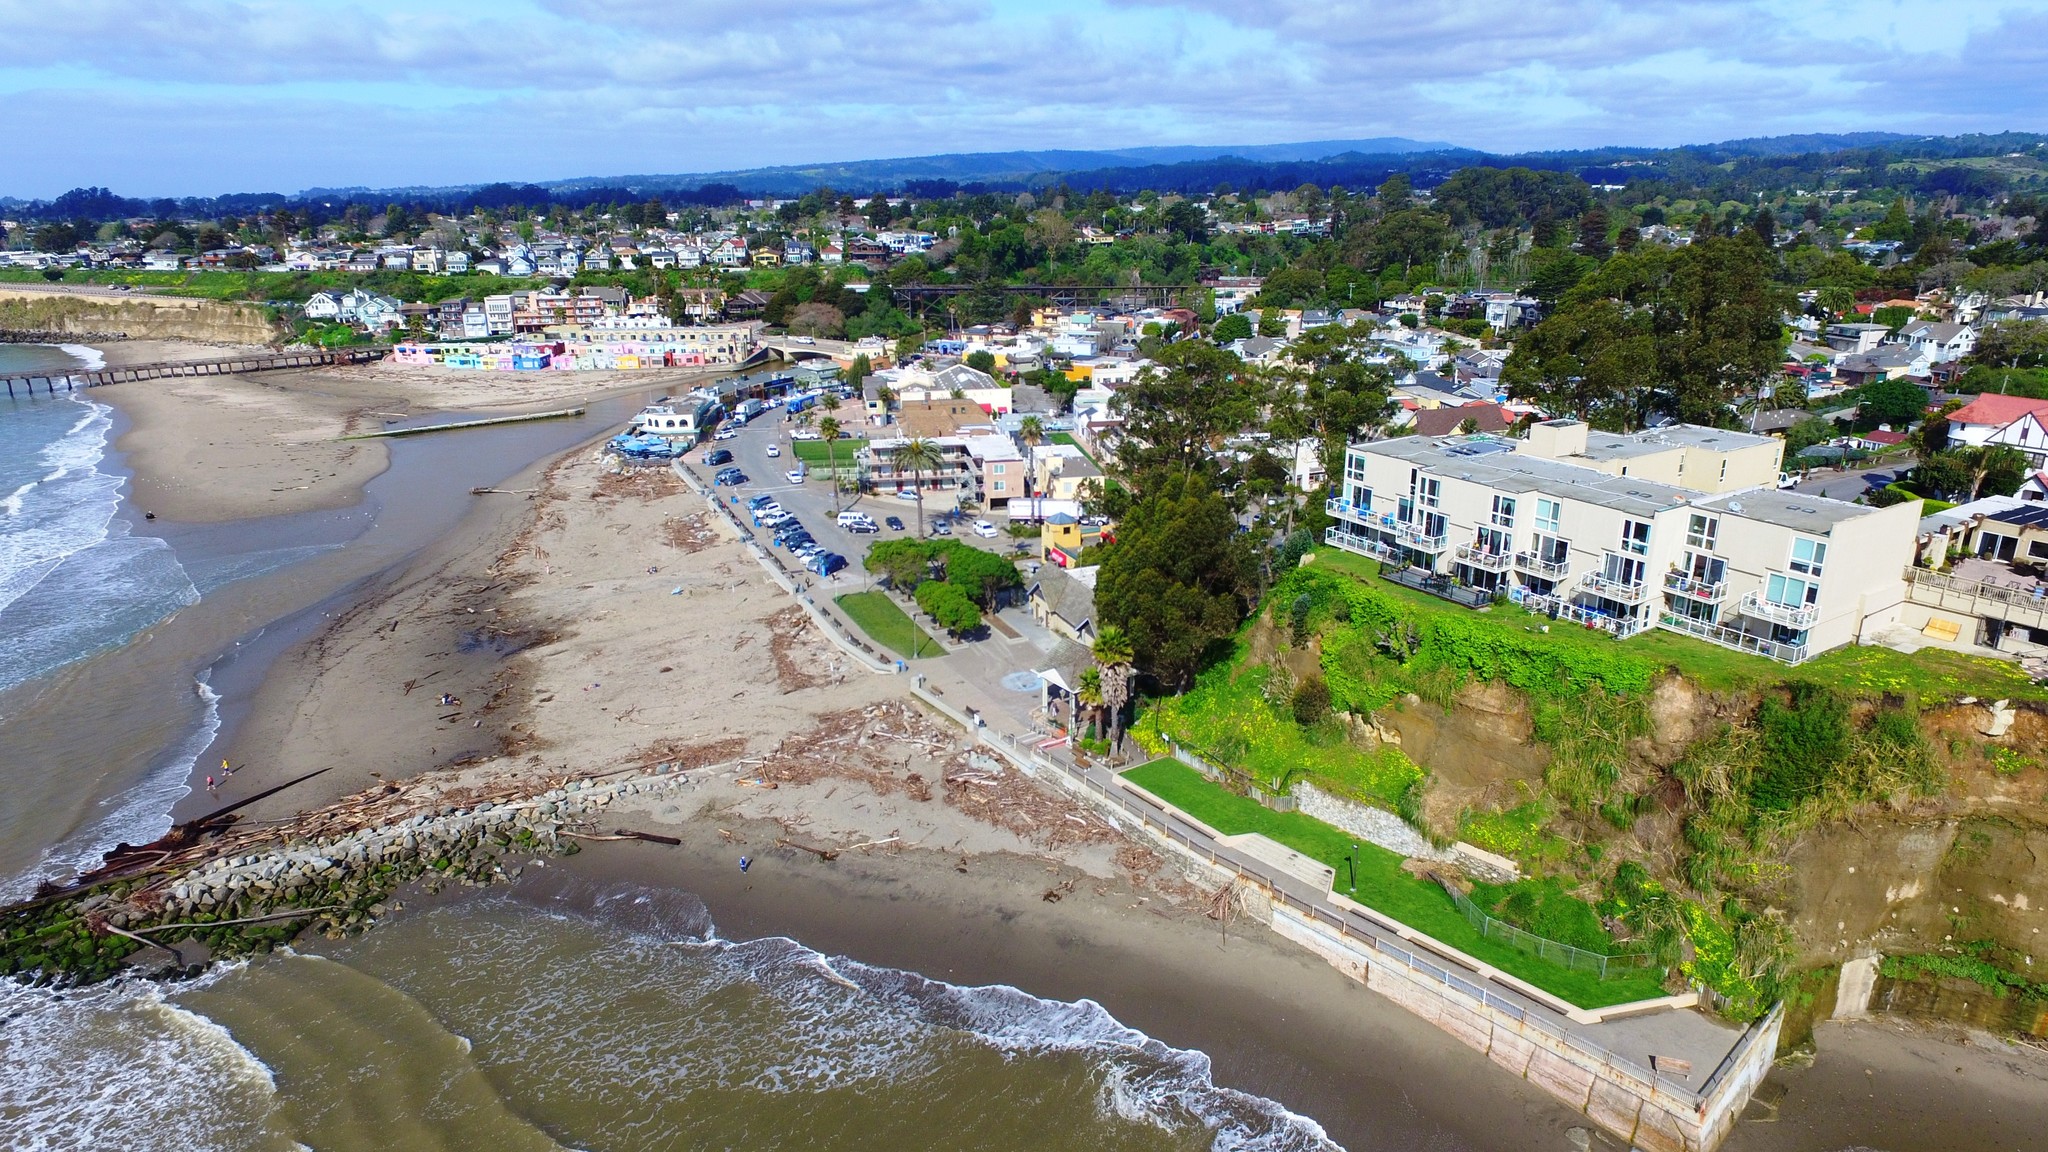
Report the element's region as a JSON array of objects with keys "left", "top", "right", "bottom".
[{"left": 1, "top": 0, "right": 2045, "bottom": 198}]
